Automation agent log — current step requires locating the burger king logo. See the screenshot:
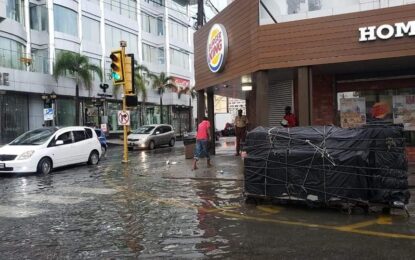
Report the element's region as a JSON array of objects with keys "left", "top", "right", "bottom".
[{"left": 207, "top": 24, "right": 228, "bottom": 73}]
